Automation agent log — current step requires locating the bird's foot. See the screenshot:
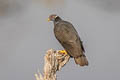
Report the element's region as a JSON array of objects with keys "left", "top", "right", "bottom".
[{"left": 58, "top": 50, "right": 67, "bottom": 55}]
